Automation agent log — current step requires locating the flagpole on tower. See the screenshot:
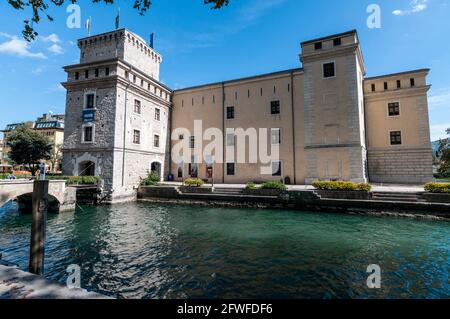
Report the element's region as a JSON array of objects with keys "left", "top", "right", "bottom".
[{"left": 115, "top": 8, "right": 120, "bottom": 29}]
